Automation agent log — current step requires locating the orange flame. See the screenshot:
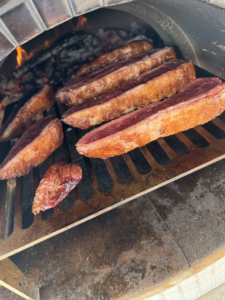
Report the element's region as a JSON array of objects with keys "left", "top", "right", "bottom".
[
  {"left": 16, "top": 46, "right": 33, "bottom": 68},
  {"left": 44, "top": 40, "right": 50, "bottom": 49},
  {"left": 76, "top": 16, "right": 87, "bottom": 30}
]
